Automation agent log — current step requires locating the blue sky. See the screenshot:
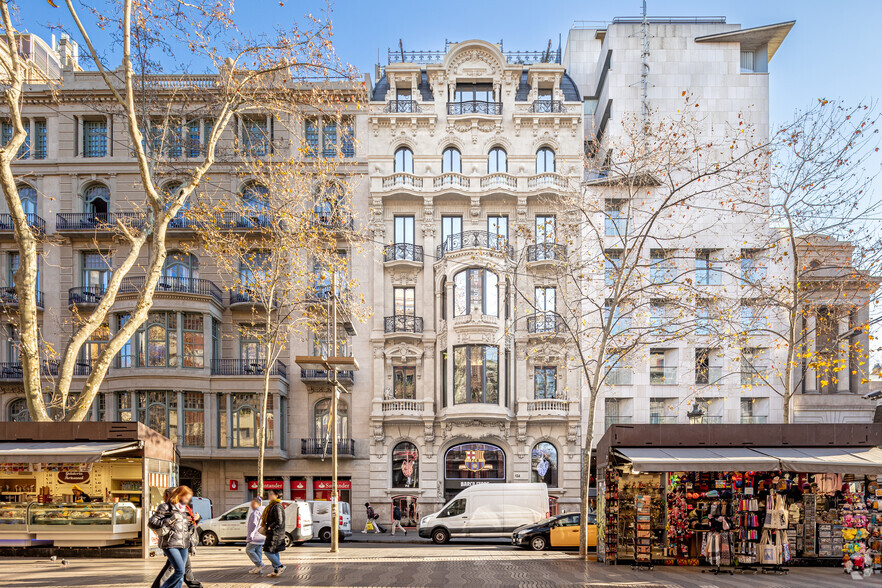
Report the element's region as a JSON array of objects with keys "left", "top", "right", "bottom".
[{"left": 17, "top": 0, "right": 882, "bottom": 125}]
